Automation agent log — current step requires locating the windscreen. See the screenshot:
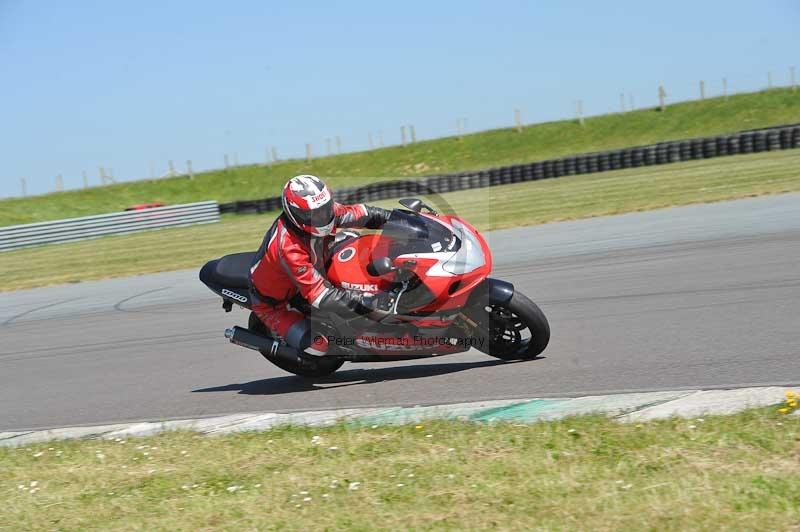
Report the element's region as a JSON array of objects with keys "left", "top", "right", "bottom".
[{"left": 382, "top": 209, "right": 460, "bottom": 257}]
